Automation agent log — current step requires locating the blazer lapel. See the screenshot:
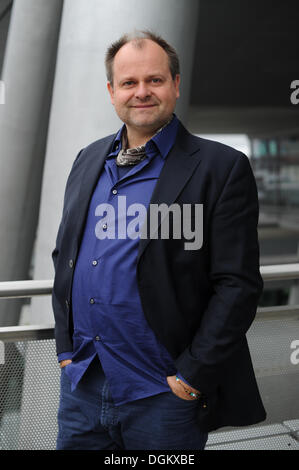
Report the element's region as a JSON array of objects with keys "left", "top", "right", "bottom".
[
  {"left": 137, "top": 124, "right": 202, "bottom": 263},
  {"left": 72, "top": 135, "right": 115, "bottom": 250}
]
